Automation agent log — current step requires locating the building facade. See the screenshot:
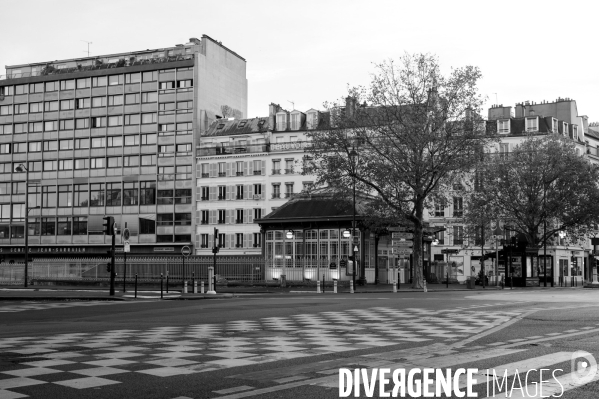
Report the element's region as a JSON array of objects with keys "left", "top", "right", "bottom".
[{"left": 0, "top": 35, "right": 247, "bottom": 261}]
